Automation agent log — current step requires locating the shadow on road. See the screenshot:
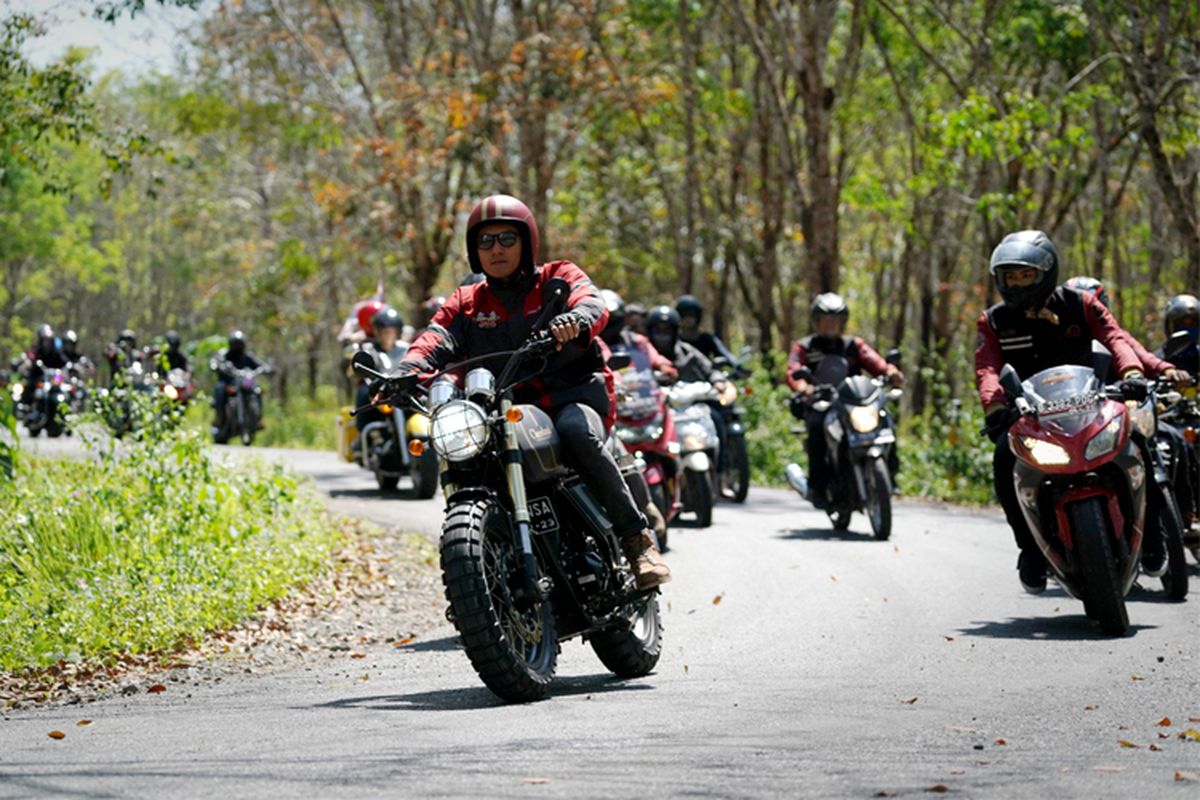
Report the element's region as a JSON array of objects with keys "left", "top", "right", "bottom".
[
  {"left": 957, "top": 615, "right": 1154, "bottom": 641},
  {"left": 775, "top": 527, "right": 878, "bottom": 543},
  {"left": 396, "top": 634, "right": 461, "bottom": 653},
  {"left": 310, "top": 673, "right": 652, "bottom": 712}
]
